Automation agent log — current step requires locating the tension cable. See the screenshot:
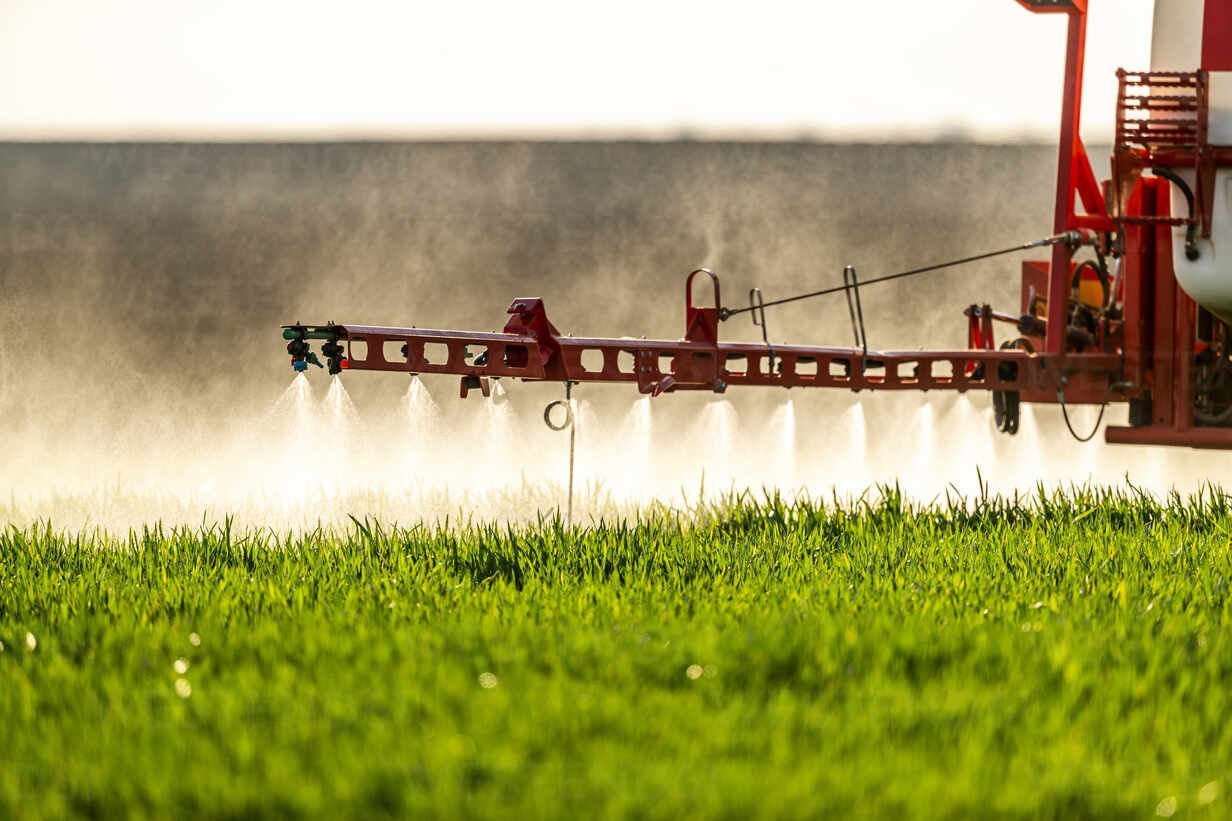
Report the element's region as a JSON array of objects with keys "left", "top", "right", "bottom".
[{"left": 718, "top": 231, "right": 1079, "bottom": 322}]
